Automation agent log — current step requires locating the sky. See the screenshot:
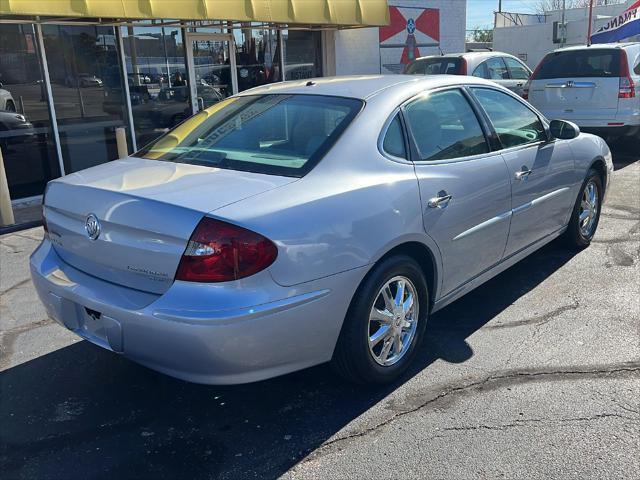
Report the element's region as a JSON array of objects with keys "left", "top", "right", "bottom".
[{"left": 466, "top": 0, "right": 540, "bottom": 30}]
